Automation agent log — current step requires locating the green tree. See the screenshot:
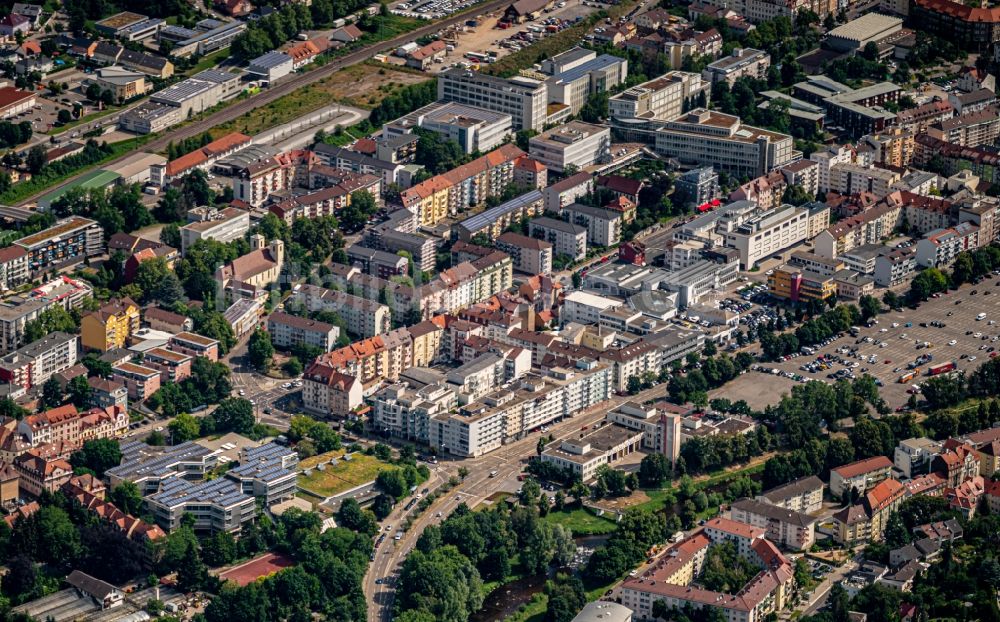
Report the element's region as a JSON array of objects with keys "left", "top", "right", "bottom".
[
  {"left": 169, "top": 412, "right": 202, "bottom": 443},
  {"left": 376, "top": 469, "right": 409, "bottom": 500},
  {"left": 246, "top": 329, "right": 275, "bottom": 371},
  {"left": 639, "top": 452, "right": 671, "bottom": 487},
  {"left": 67, "top": 375, "right": 93, "bottom": 407},
  {"left": 336, "top": 498, "right": 378, "bottom": 536},
  {"left": 213, "top": 398, "right": 256, "bottom": 434},
  {"left": 110, "top": 481, "right": 144, "bottom": 516},
  {"left": 397, "top": 545, "right": 485, "bottom": 622},
  {"left": 70, "top": 438, "right": 122, "bottom": 477}
]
